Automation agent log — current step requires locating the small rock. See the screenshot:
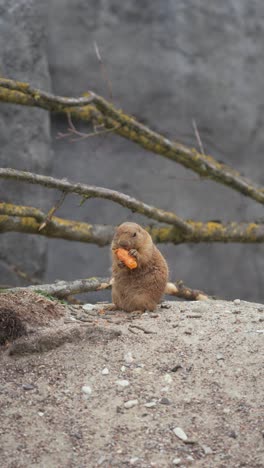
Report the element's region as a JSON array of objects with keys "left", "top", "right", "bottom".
[
  {"left": 82, "top": 385, "right": 92, "bottom": 396},
  {"left": 233, "top": 299, "right": 241, "bottom": 305},
  {"left": 82, "top": 303, "right": 95, "bottom": 311},
  {"left": 164, "top": 373, "right": 173, "bottom": 384},
  {"left": 216, "top": 354, "right": 224, "bottom": 361},
  {"left": 102, "top": 367, "right": 109, "bottom": 375},
  {"left": 38, "top": 411, "right": 44, "bottom": 417},
  {"left": 202, "top": 445, "right": 213, "bottom": 455},
  {"left": 184, "top": 329, "right": 192, "bottom": 335},
  {"left": 173, "top": 427, "right": 188, "bottom": 441},
  {"left": 186, "top": 455, "right": 194, "bottom": 462},
  {"left": 172, "top": 458, "right": 182, "bottom": 465},
  {"left": 116, "top": 380, "right": 130, "bottom": 388},
  {"left": 144, "top": 401, "right": 156, "bottom": 408},
  {"left": 124, "top": 352, "right": 134, "bottom": 364},
  {"left": 161, "top": 386, "right": 169, "bottom": 393},
  {"left": 171, "top": 364, "right": 183, "bottom": 372},
  {"left": 124, "top": 399, "right": 139, "bottom": 409},
  {"left": 121, "top": 366, "right": 126, "bottom": 372},
  {"left": 228, "top": 430, "right": 237, "bottom": 439},
  {"left": 130, "top": 457, "right": 139, "bottom": 465},
  {"left": 160, "top": 397, "right": 171, "bottom": 405},
  {"left": 22, "top": 384, "right": 35, "bottom": 391},
  {"left": 223, "top": 408, "right": 231, "bottom": 414}
]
